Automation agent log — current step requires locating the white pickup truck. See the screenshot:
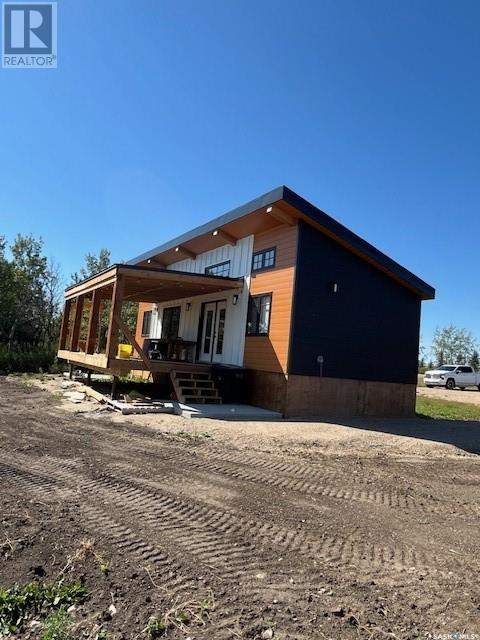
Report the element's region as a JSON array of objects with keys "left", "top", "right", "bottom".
[{"left": 424, "top": 365, "right": 480, "bottom": 390}]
